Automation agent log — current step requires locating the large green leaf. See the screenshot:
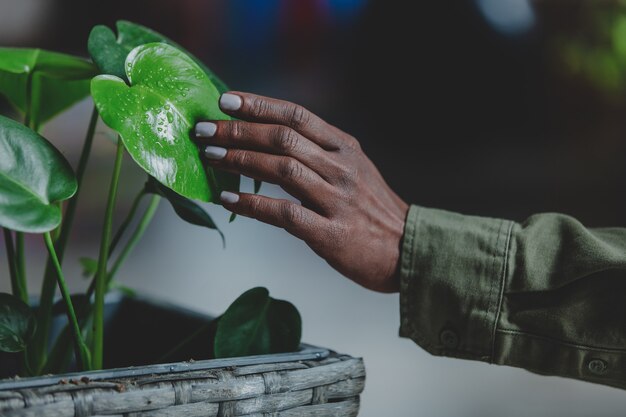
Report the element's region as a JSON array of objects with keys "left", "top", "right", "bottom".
[
  {"left": 0, "top": 115, "right": 77, "bottom": 233},
  {"left": 0, "top": 48, "right": 96, "bottom": 129},
  {"left": 145, "top": 176, "right": 224, "bottom": 245},
  {"left": 92, "top": 43, "right": 236, "bottom": 202},
  {"left": 0, "top": 293, "right": 36, "bottom": 353},
  {"left": 88, "top": 21, "right": 241, "bottom": 198},
  {"left": 88, "top": 20, "right": 229, "bottom": 93},
  {"left": 214, "top": 287, "right": 302, "bottom": 358}
]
